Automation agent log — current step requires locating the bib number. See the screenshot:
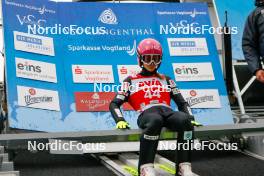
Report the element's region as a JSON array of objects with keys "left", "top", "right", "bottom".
[{"left": 144, "top": 90, "right": 161, "bottom": 99}]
